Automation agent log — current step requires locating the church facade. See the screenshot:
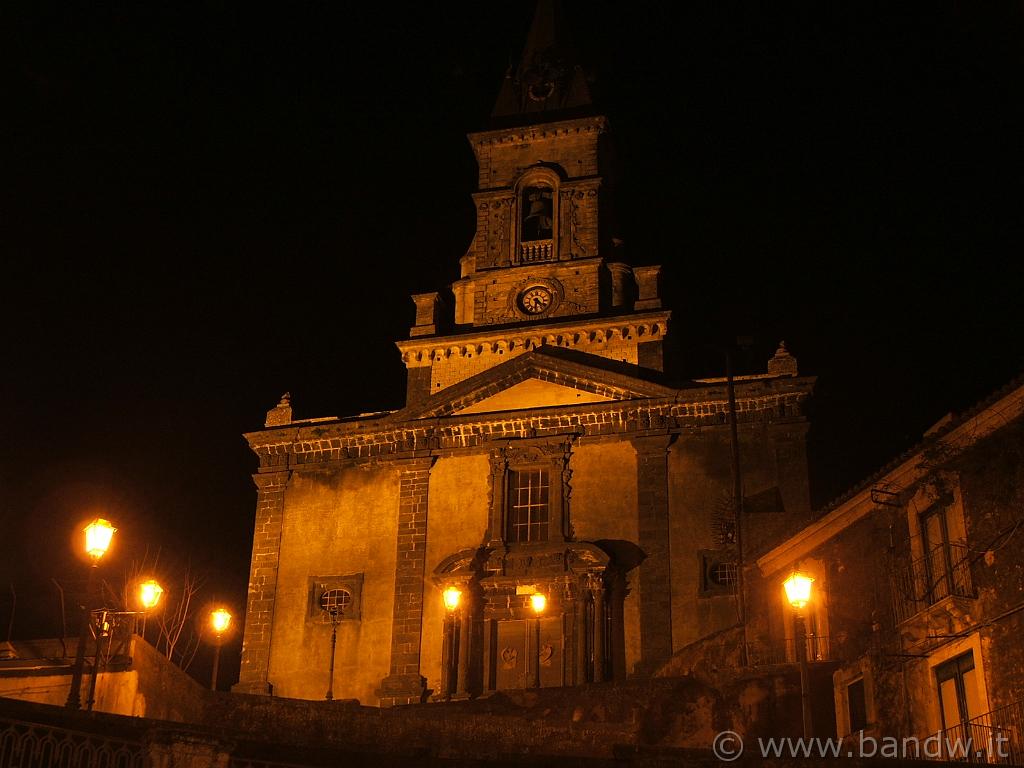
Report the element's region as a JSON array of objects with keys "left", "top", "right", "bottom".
[{"left": 234, "top": 5, "right": 815, "bottom": 706}]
